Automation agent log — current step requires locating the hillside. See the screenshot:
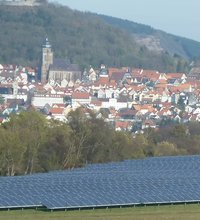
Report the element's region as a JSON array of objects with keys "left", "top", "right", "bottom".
[
  {"left": 97, "top": 14, "right": 200, "bottom": 60},
  {"left": 0, "top": 3, "right": 189, "bottom": 72}
]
